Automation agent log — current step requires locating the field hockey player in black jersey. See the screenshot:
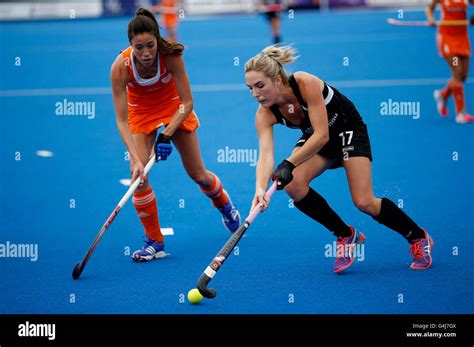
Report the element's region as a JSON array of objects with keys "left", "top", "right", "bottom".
[{"left": 244, "top": 45, "right": 434, "bottom": 272}]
